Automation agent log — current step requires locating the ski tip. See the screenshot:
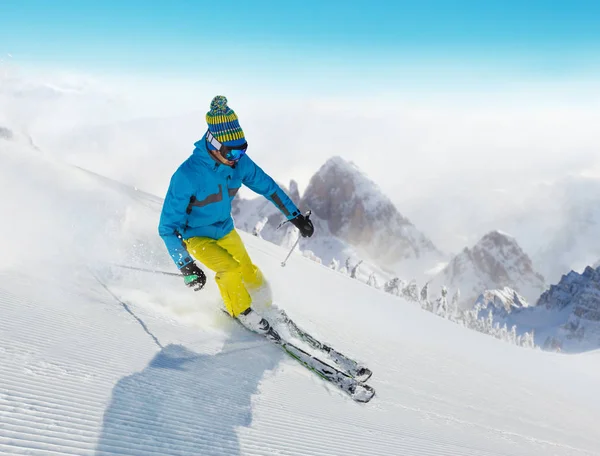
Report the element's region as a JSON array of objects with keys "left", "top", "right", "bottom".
[
  {"left": 351, "top": 384, "right": 375, "bottom": 403},
  {"left": 354, "top": 367, "right": 373, "bottom": 384}
]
